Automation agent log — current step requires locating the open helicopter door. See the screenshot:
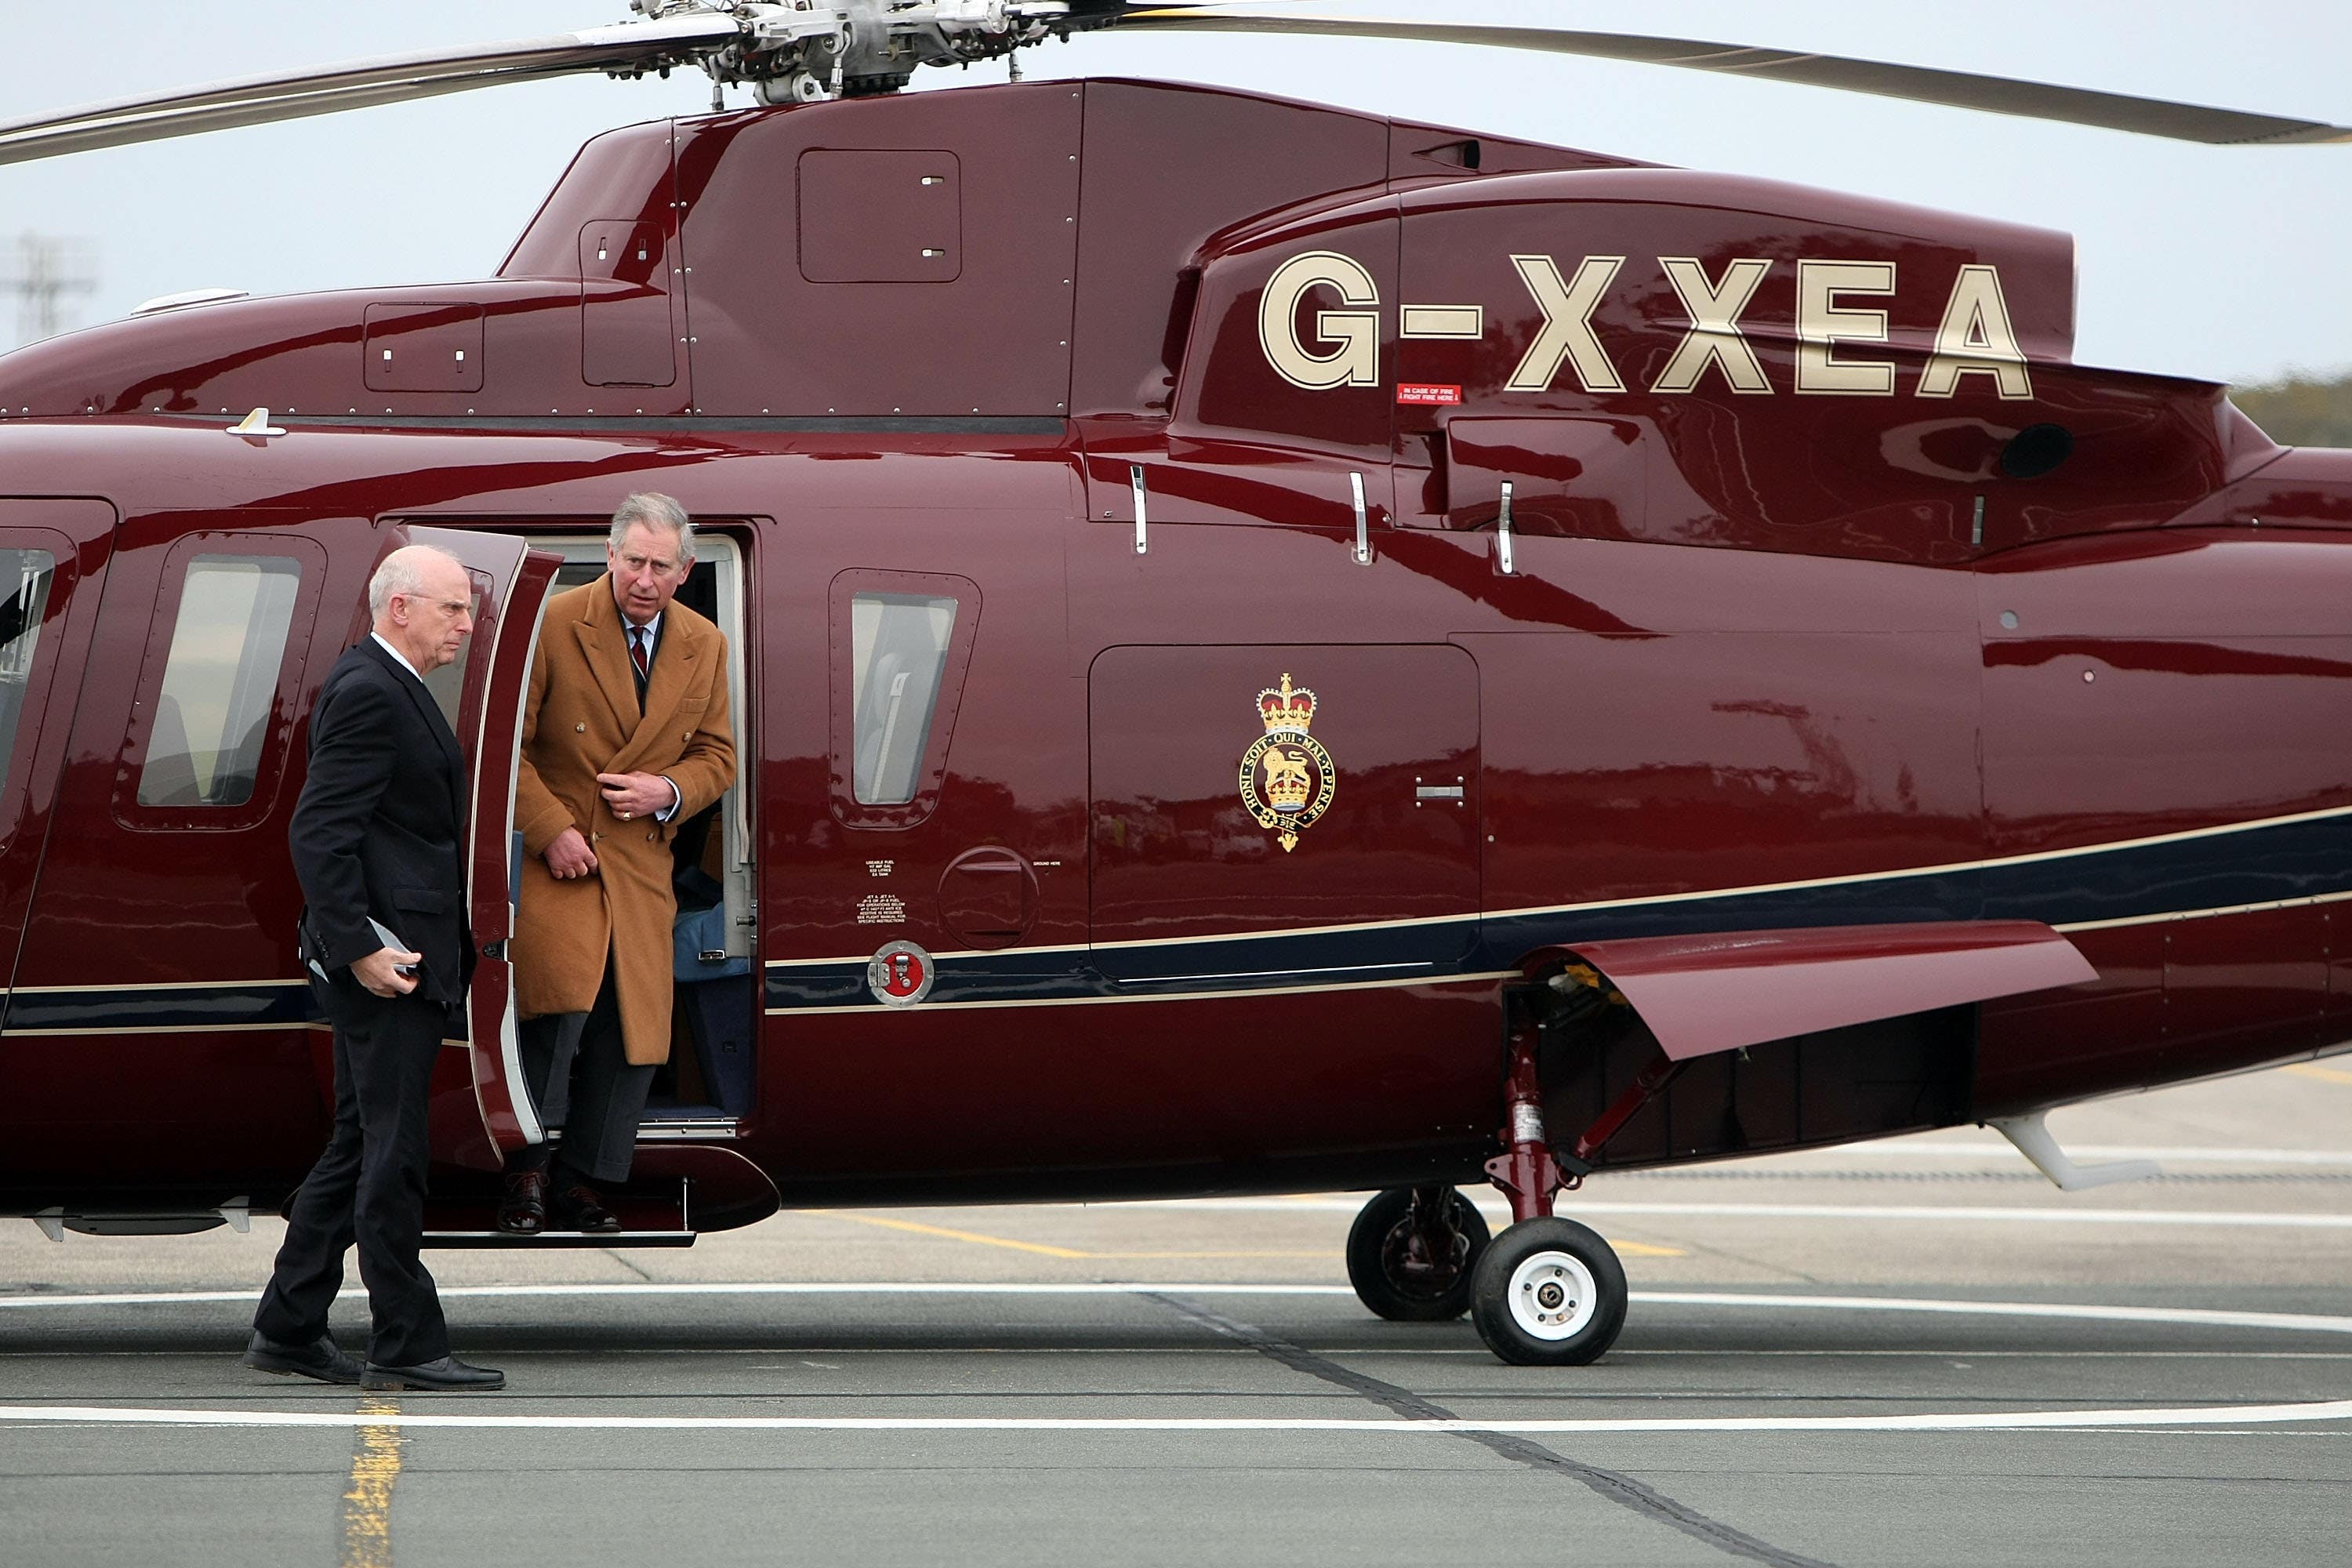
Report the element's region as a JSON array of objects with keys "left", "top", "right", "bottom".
[{"left": 400, "top": 526, "right": 561, "bottom": 1174}]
